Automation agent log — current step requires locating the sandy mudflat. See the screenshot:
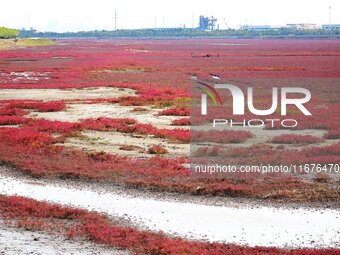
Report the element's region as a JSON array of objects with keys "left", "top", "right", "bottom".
[
  {"left": 0, "top": 169, "right": 339, "bottom": 249},
  {"left": 59, "top": 130, "right": 189, "bottom": 159},
  {"left": 0, "top": 221, "right": 128, "bottom": 255},
  {"left": 0, "top": 87, "right": 135, "bottom": 101}
]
